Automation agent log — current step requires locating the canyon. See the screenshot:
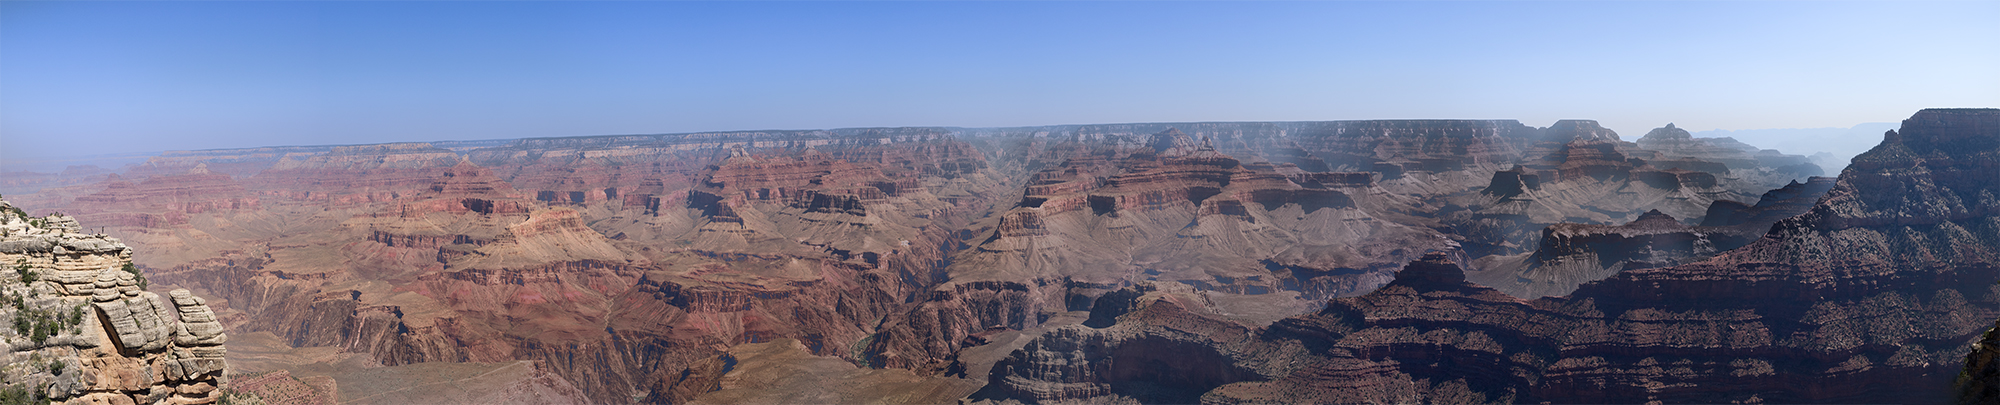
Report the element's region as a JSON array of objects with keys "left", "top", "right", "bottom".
[{"left": 6, "top": 109, "right": 1989, "bottom": 404}]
